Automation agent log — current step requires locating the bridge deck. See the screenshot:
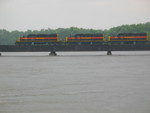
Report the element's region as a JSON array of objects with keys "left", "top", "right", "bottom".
[{"left": 0, "top": 44, "right": 150, "bottom": 52}]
